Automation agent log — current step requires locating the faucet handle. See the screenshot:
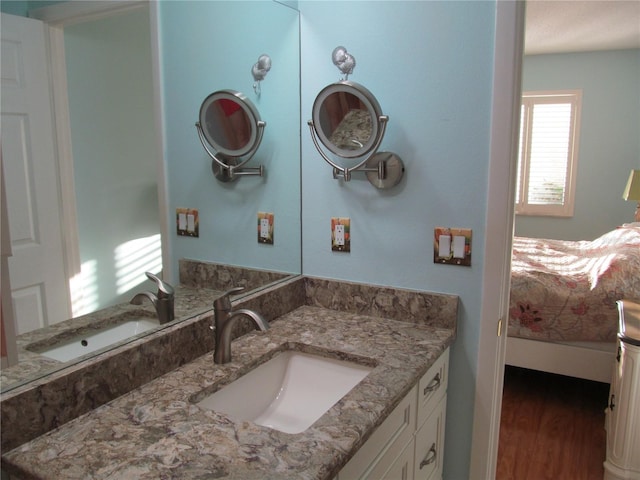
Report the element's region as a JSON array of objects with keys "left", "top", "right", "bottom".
[
  {"left": 145, "top": 272, "right": 174, "bottom": 297},
  {"left": 214, "top": 286, "right": 245, "bottom": 311},
  {"left": 225, "top": 286, "right": 245, "bottom": 296}
]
